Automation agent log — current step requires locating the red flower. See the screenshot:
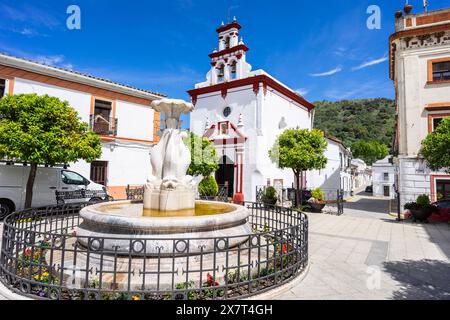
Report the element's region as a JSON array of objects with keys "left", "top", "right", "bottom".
[
  {"left": 206, "top": 273, "right": 219, "bottom": 287},
  {"left": 25, "top": 247, "right": 32, "bottom": 257}
]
